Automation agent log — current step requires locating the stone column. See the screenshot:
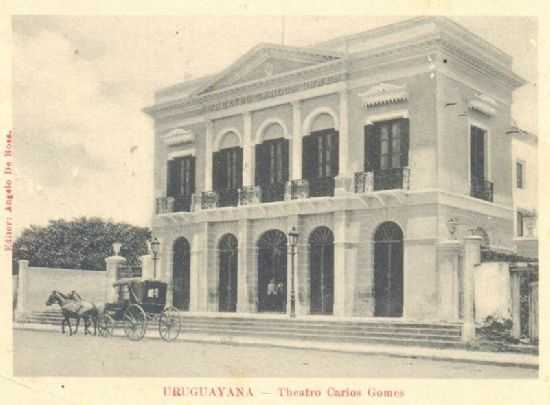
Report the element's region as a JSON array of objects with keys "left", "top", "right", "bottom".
[
  {"left": 204, "top": 120, "right": 214, "bottom": 191},
  {"left": 105, "top": 255, "right": 126, "bottom": 303},
  {"left": 333, "top": 211, "right": 348, "bottom": 317},
  {"left": 140, "top": 254, "right": 153, "bottom": 280},
  {"left": 199, "top": 222, "right": 210, "bottom": 312},
  {"left": 237, "top": 219, "right": 250, "bottom": 312},
  {"left": 437, "top": 240, "right": 463, "bottom": 321},
  {"left": 462, "top": 235, "right": 482, "bottom": 342},
  {"left": 287, "top": 215, "right": 305, "bottom": 316},
  {"left": 291, "top": 101, "right": 302, "bottom": 180},
  {"left": 338, "top": 89, "right": 349, "bottom": 177},
  {"left": 16, "top": 260, "right": 29, "bottom": 315},
  {"left": 190, "top": 232, "right": 201, "bottom": 312},
  {"left": 242, "top": 112, "right": 253, "bottom": 187},
  {"left": 510, "top": 270, "right": 521, "bottom": 339}
]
